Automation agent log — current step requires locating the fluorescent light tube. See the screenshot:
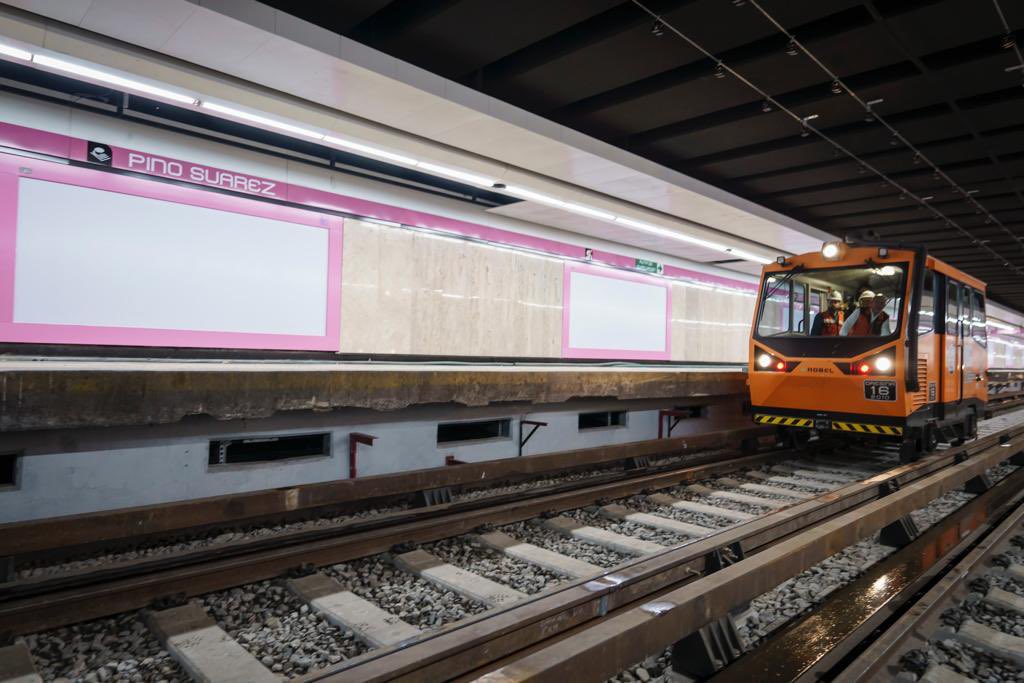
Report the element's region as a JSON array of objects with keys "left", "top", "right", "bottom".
[
  {"left": 503, "top": 185, "right": 567, "bottom": 208},
  {"left": 0, "top": 42, "right": 32, "bottom": 61},
  {"left": 416, "top": 161, "right": 495, "bottom": 187},
  {"left": 562, "top": 202, "right": 616, "bottom": 221},
  {"left": 727, "top": 248, "right": 773, "bottom": 264},
  {"left": 201, "top": 101, "right": 324, "bottom": 139},
  {"left": 33, "top": 54, "right": 198, "bottom": 105},
  {"left": 323, "top": 136, "right": 419, "bottom": 166}
]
